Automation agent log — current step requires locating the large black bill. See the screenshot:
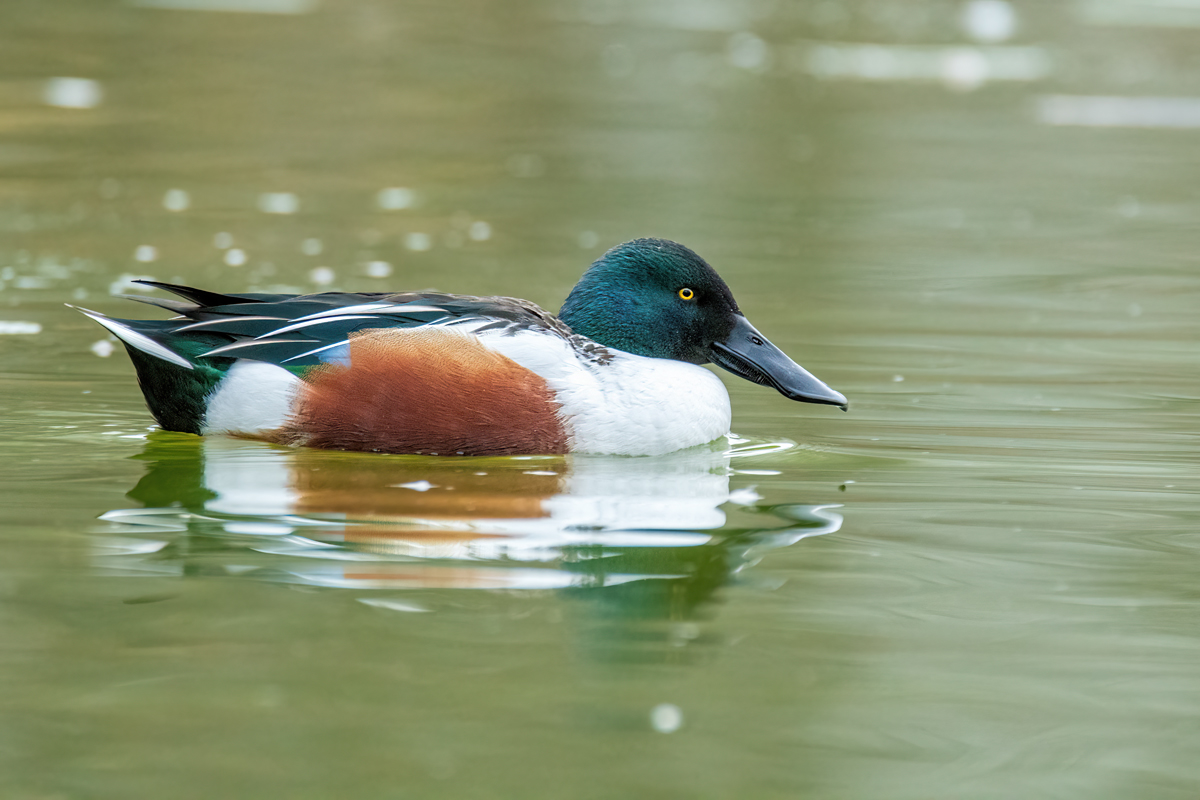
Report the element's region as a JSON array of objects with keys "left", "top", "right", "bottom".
[{"left": 709, "top": 315, "right": 848, "bottom": 410}]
